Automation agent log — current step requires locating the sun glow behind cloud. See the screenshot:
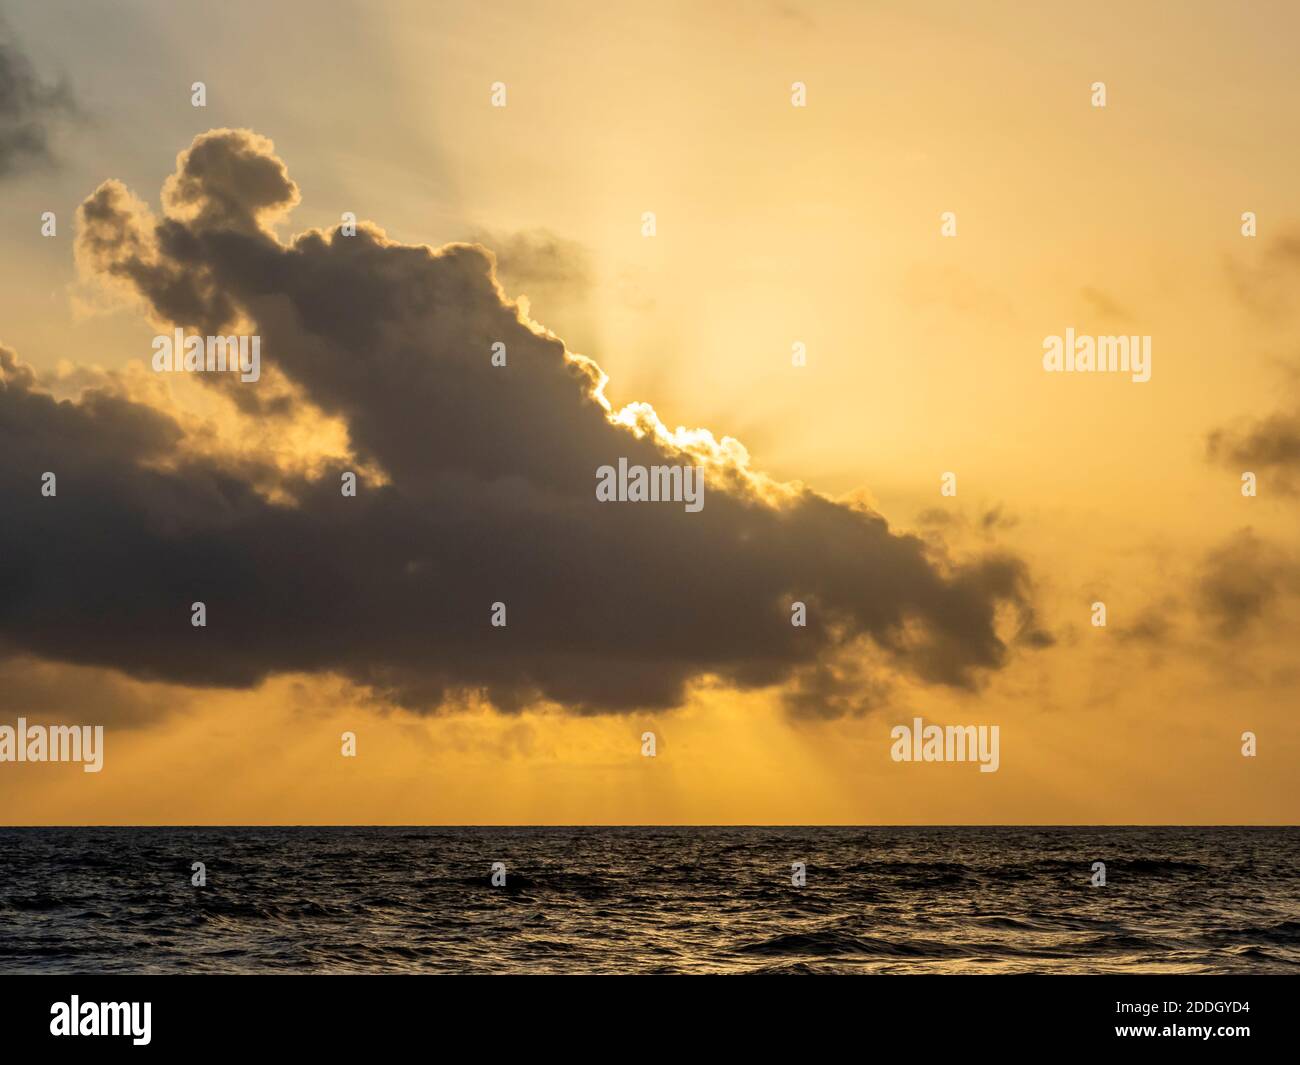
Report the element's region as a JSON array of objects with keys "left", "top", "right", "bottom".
[{"left": 0, "top": 0, "right": 1296, "bottom": 824}]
